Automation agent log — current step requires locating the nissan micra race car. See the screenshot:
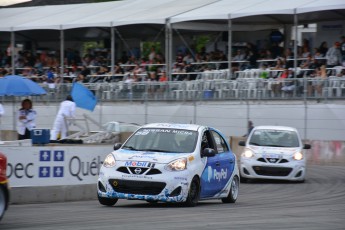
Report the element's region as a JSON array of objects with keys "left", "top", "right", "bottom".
[
  {"left": 239, "top": 126, "right": 311, "bottom": 182},
  {"left": 98, "top": 123, "right": 239, "bottom": 207}
]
